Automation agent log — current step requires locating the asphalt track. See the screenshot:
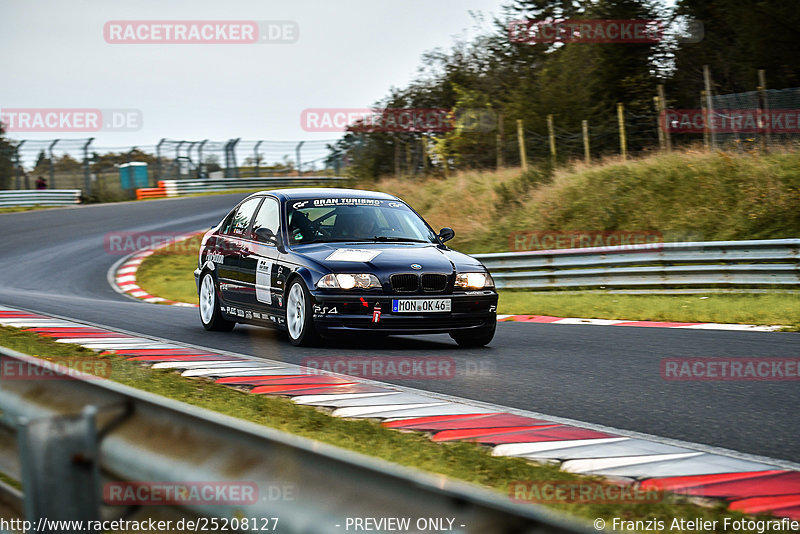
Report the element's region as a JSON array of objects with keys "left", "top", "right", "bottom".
[{"left": 0, "top": 195, "right": 798, "bottom": 463}]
